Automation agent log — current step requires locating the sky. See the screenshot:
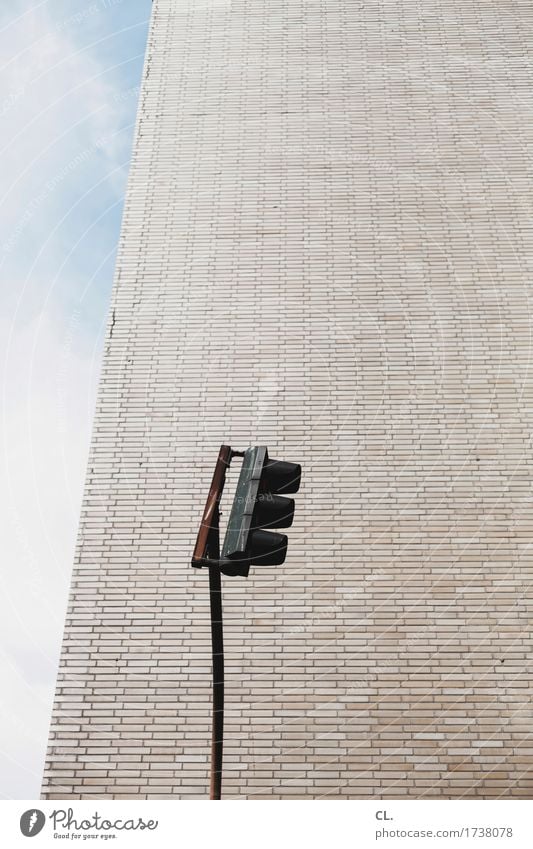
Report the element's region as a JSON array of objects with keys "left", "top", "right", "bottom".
[{"left": 0, "top": 0, "right": 151, "bottom": 799}]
